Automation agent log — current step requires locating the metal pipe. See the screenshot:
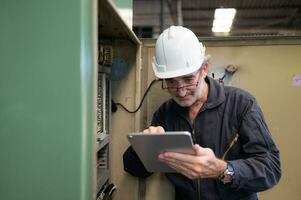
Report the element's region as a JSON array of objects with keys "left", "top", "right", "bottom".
[
  {"left": 160, "top": 0, "right": 164, "bottom": 33},
  {"left": 177, "top": 0, "right": 183, "bottom": 26}
]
